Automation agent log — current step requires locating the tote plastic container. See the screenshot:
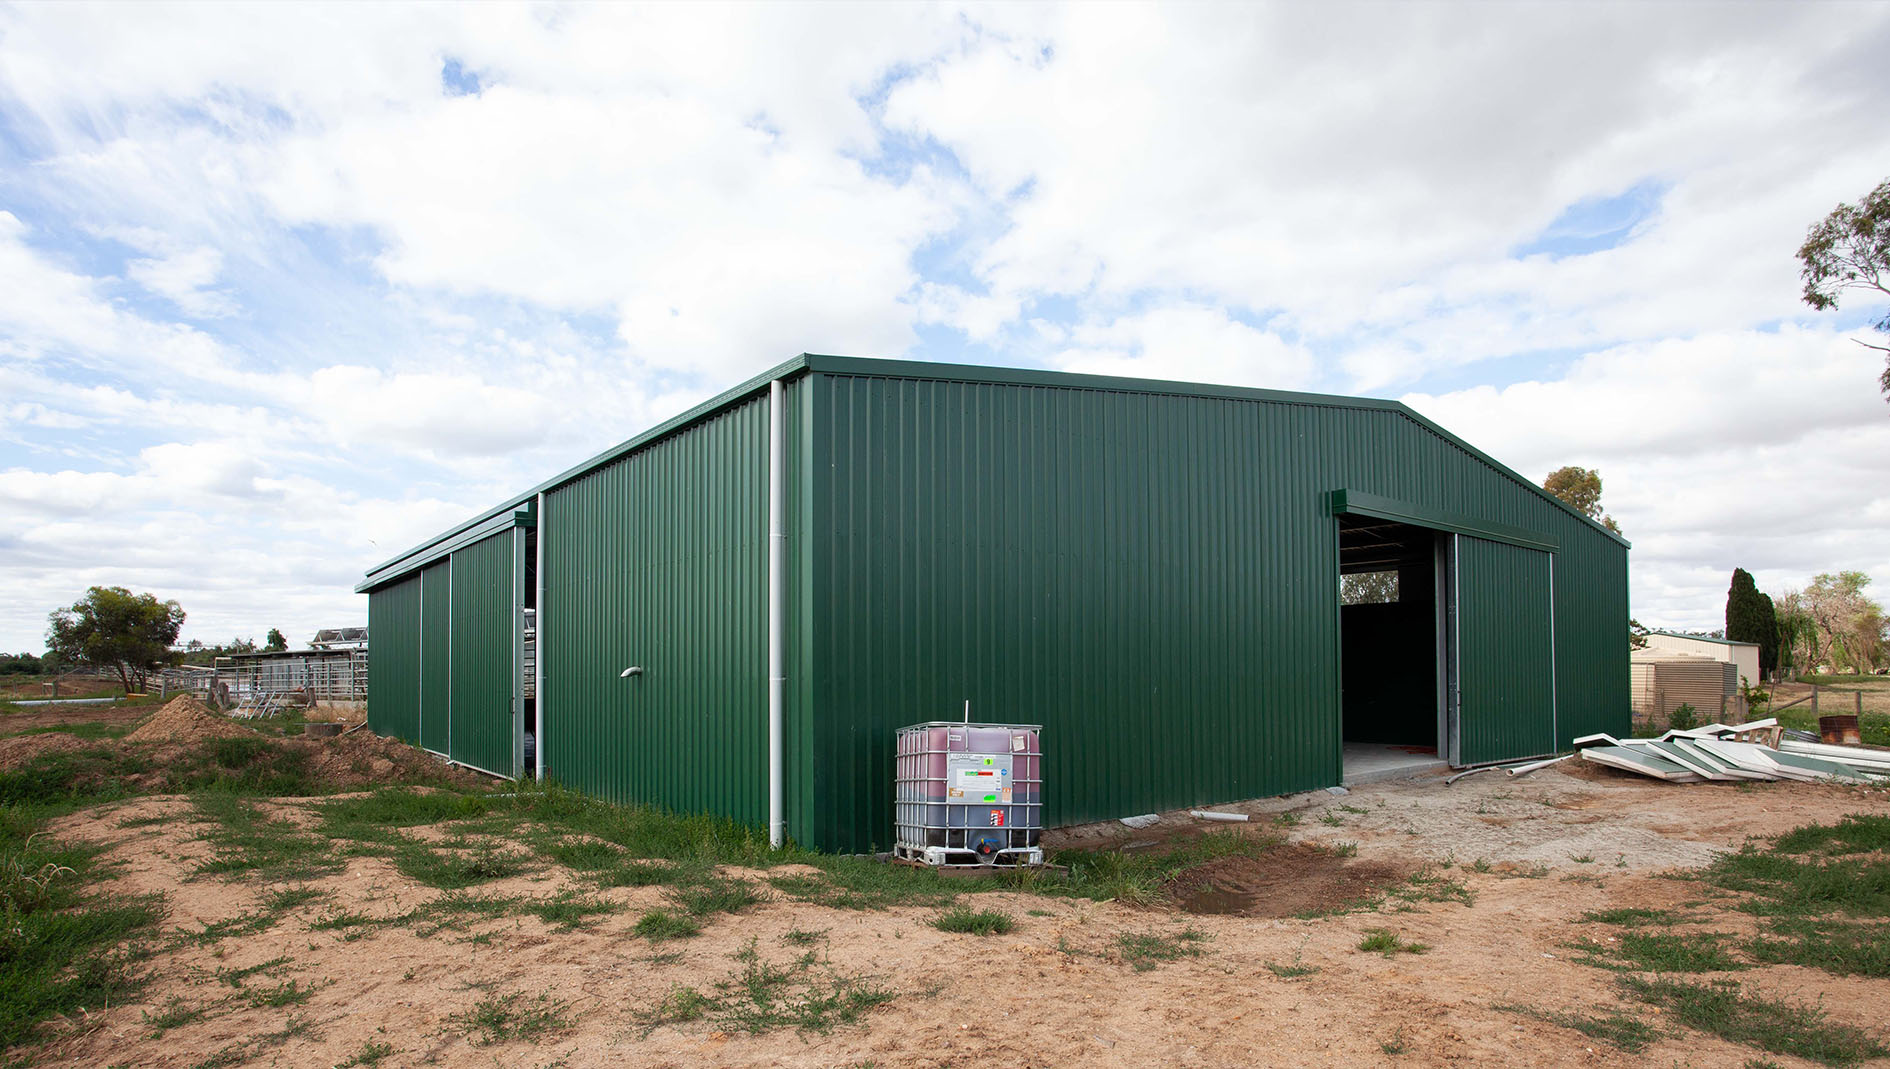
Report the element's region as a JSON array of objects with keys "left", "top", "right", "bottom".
[{"left": 894, "top": 722, "right": 1043, "bottom": 867}]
